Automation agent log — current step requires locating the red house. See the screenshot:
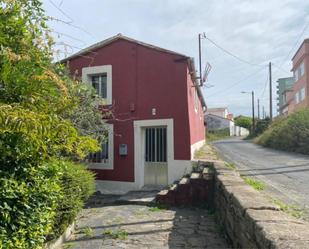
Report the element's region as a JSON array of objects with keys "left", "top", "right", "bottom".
[{"left": 62, "top": 34, "right": 206, "bottom": 193}]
